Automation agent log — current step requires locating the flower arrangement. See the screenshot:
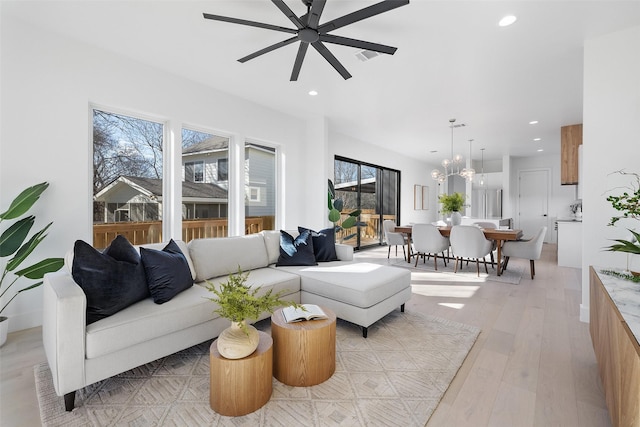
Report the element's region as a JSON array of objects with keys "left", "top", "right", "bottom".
[
  {"left": 205, "top": 267, "right": 300, "bottom": 335},
  {"left": 438, "top": 192, "right": 466, "bottom": 214}
]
